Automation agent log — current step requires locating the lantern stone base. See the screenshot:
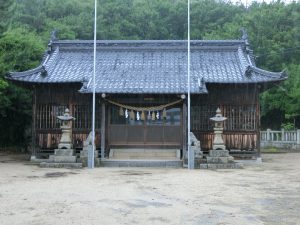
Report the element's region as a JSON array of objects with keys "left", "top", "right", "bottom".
[
  {"left": 208, "top": 149, "right": 230, "bottom": 157},
  {"left": 212, "top": 144, "right": 226, "bottom": 150},
  {"left": 40, "top": 149, "right": 82, "bottom": 168},
  {"left": 58, "top": 143, "right": 73, "bottom": 149},
  {"left": 198, "top": 149, "right": 243, "bottom": 169},
  {"left": 54, "top": 149, "right": 74, "bottom": 156},
  {"left": 39, "top": 150, "right": 81, "bottom": 168}
]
